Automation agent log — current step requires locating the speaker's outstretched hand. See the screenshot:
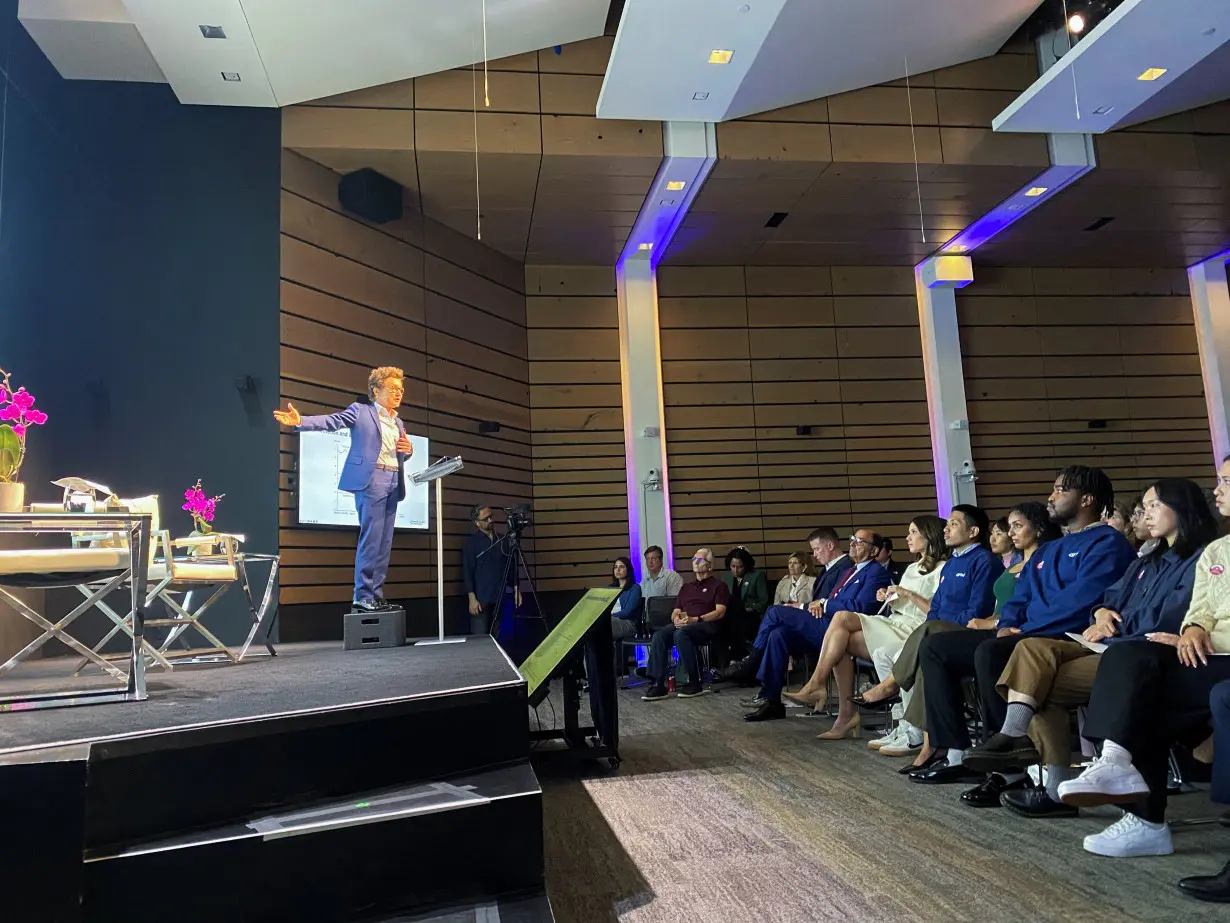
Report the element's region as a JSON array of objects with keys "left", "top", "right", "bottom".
[{"left": 273, "top": 402, "right": 301, "bottom": 427}]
